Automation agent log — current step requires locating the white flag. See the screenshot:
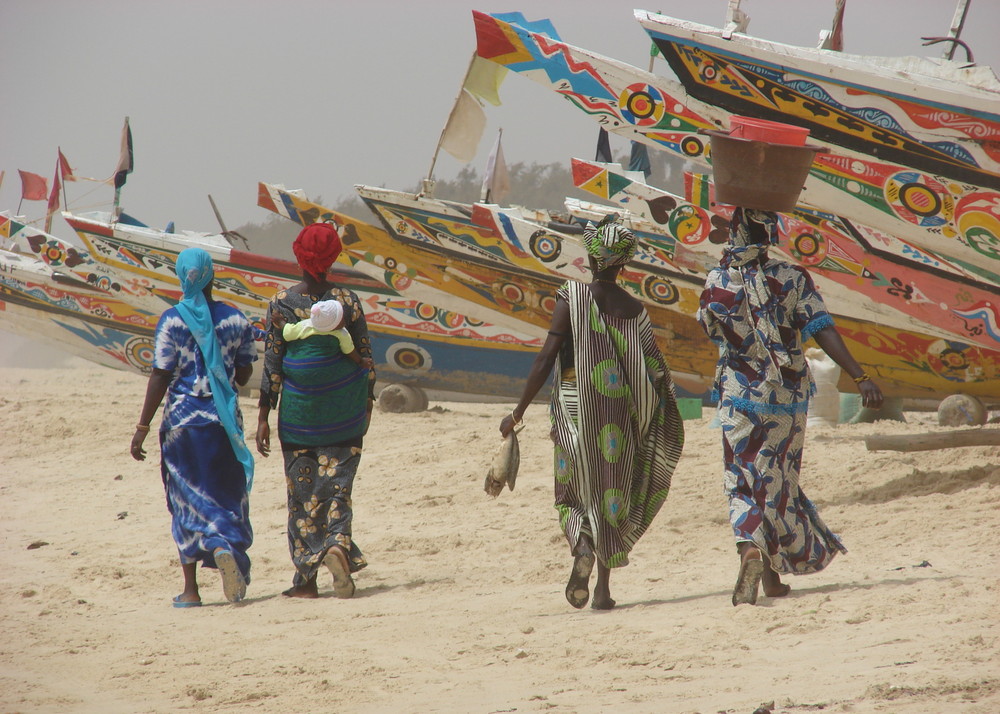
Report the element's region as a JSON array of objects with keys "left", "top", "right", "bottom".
[
  {"left": 440, "top": 89, "right": 486, "bottom": 163},
  {"left": 481, "top": 130, "right": 510, "bottom": 204}
]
